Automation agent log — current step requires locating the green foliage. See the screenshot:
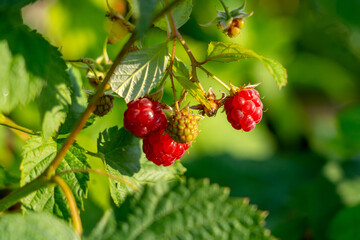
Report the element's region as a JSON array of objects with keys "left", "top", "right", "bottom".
[
  {"left": 88, "top": 179, "right": 274, "bottom": 240},
  {"left": 0, "top": 14, "right": 72, "bottom": 139},
  {"left": 133, "top": 0, "right": 159, "bottom": 38},
  {"left": 0, "top": 0, "right": 36, "bottom": 10},
  {"left": 328, "top": 205, "right": 360, "bottom": 240},
  {"left": 21, "top": 136, "right": 90, "bottom": 220},
  {"left": 172, "top": 58, "right": 211, "bottom": 108},
  {"left": 98, "top": 126, "right": 141, "bottom": 177},
  {"left": 59, "top": 67, "right": 93, "bottom": 134},
  {"left": 155, "top": 0, "right": 193, "bottom": 31},
  {"left": 207, "top": 42, "right": 287, "bottom": 88},
  {"left": 0, "top": 166, "right": 18, "bottom": 189},
  {"left": 110, "top": 44, "right": 168, "bottom": 102},
  {"left": 107, "top": 155, "right": 186, "bottom": 206},
  {"left": 0, "top": 212, "right": 80, "bottom": 240}
]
